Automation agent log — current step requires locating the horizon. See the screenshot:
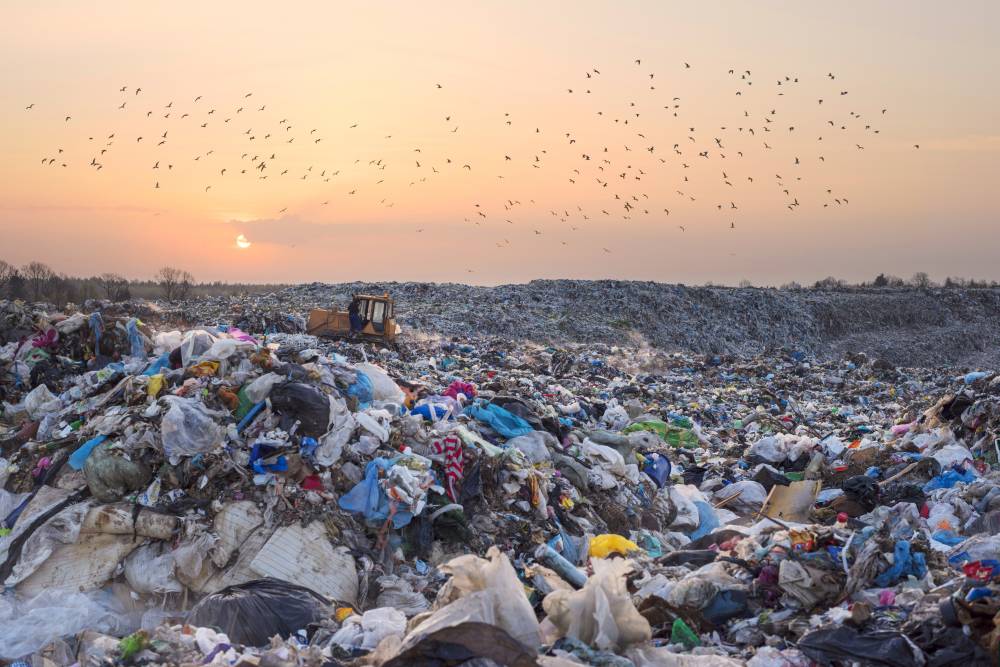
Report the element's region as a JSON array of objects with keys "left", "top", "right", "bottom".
[{"left": 2, "top": 1, "right": 997, "bottom": 285}]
